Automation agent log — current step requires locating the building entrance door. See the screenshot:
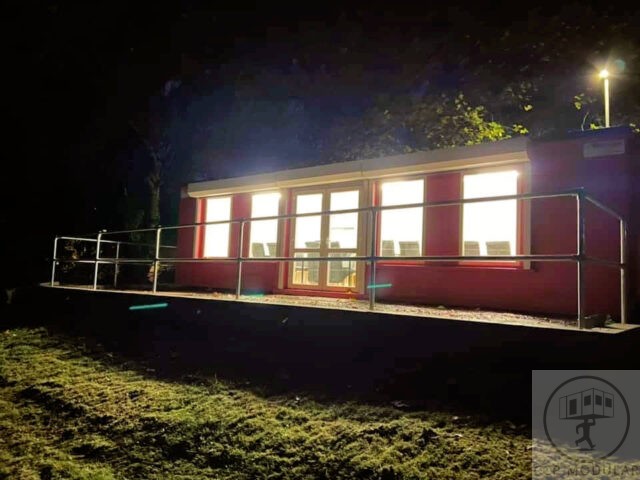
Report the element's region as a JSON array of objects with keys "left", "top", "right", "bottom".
[{"left": 289, "top": 185, "right": 363, "bottom": 291}]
